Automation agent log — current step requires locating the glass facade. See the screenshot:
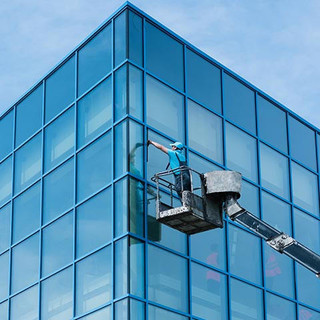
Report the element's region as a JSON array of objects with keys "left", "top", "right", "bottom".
[{"left": 0, "top": 3, "right": 320, "bottom": 320}]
